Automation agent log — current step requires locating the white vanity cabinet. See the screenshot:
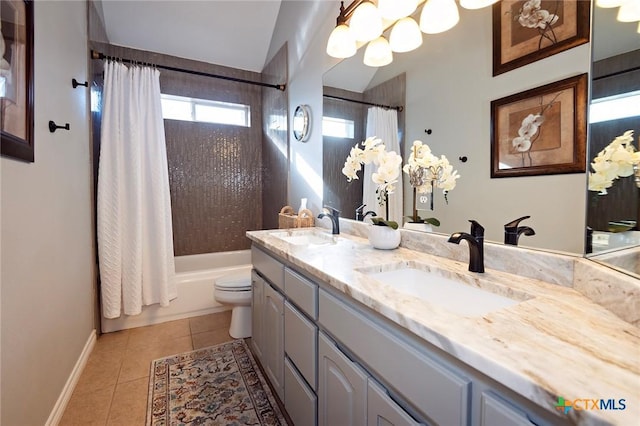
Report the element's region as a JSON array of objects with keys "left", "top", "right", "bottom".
[{"left": 250, "top": 270, "right": 265, "bottom": 361}]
